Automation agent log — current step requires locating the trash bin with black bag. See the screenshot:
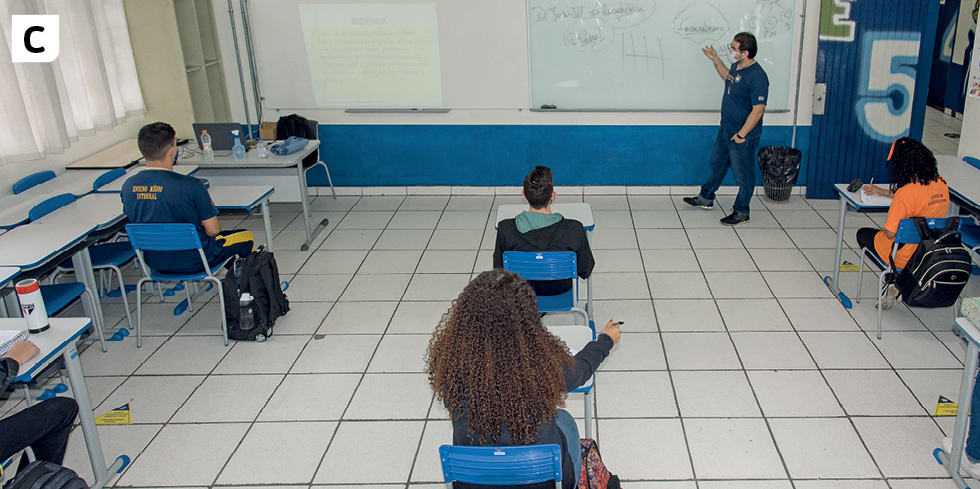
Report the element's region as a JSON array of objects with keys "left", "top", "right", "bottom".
[{"left": 758, "top": 146, "right": 802, "bottom": 202}]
